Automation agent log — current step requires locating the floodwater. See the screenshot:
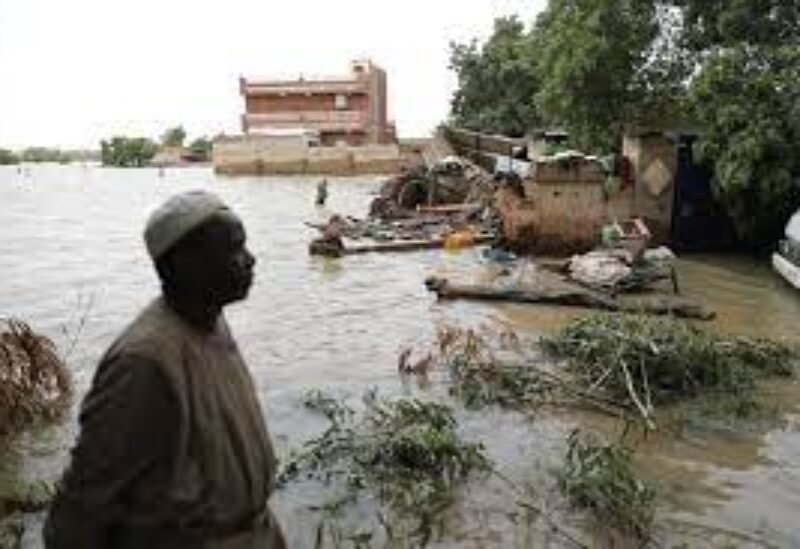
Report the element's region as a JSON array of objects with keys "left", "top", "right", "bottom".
[{"left": 1, "top": 164, "right": 799, "bottom": 547}]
